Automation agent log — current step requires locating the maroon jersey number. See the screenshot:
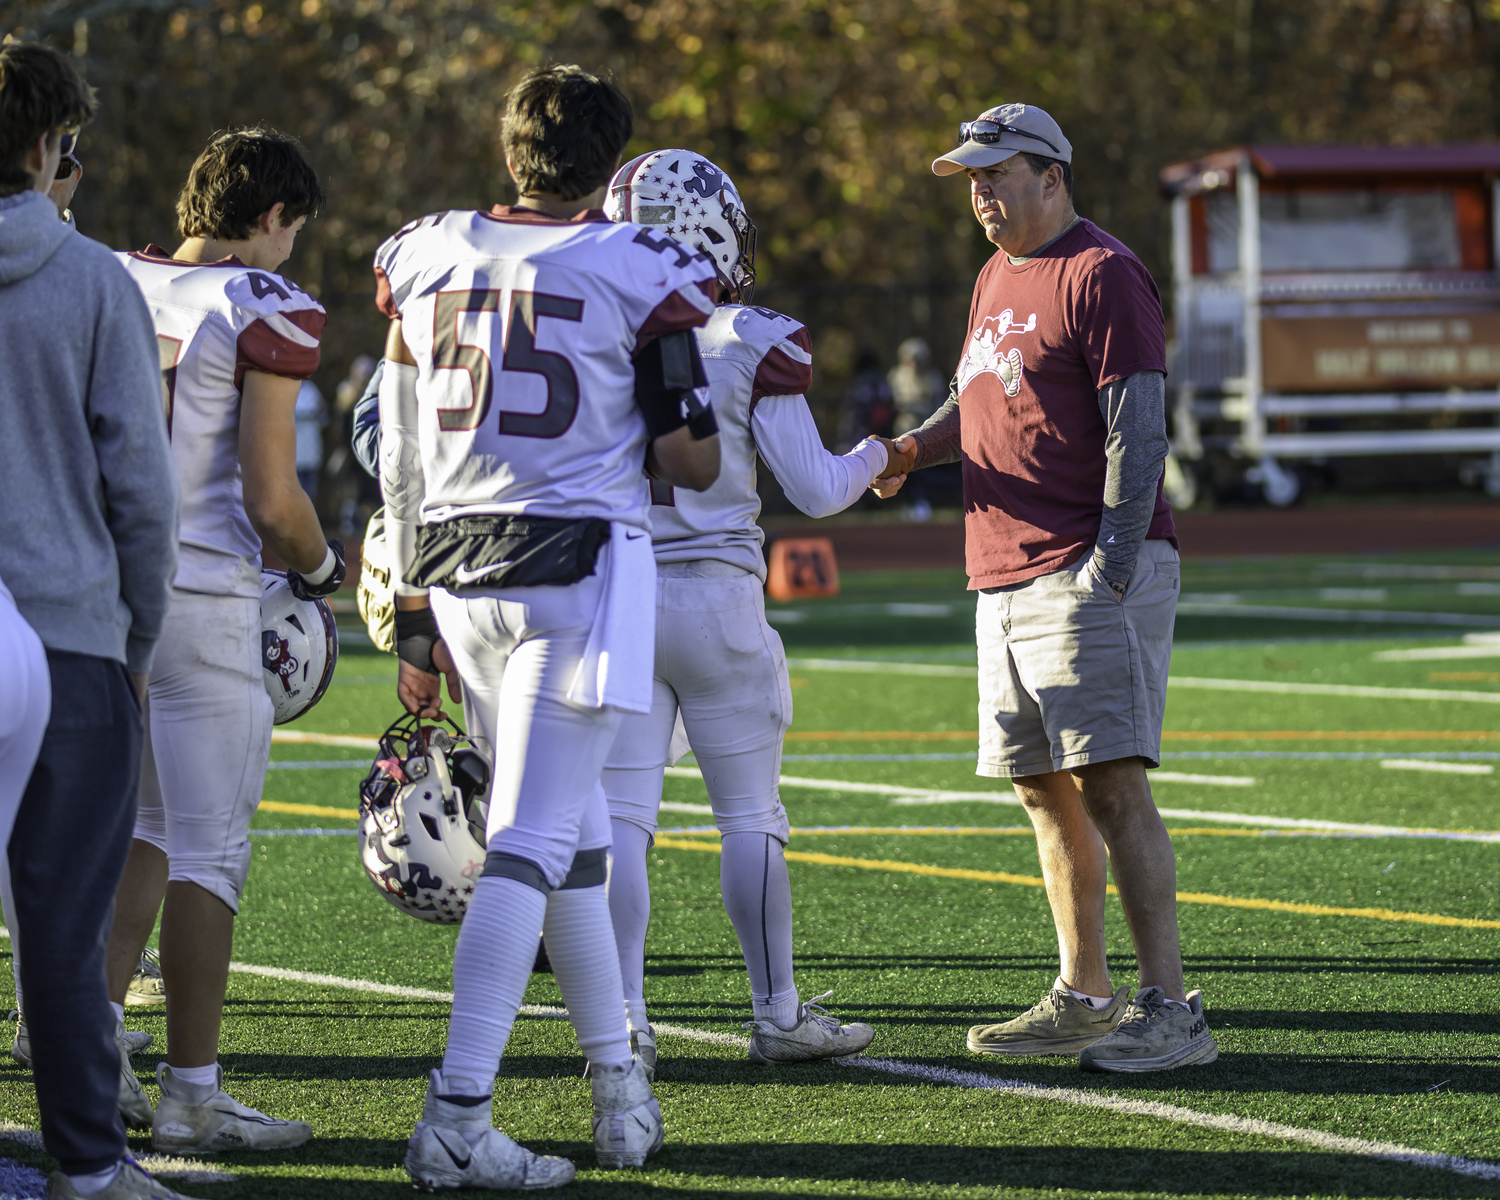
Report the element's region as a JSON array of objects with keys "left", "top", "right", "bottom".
[{"left": 431, "top": 288, "right": 584, "bottom": 438}]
